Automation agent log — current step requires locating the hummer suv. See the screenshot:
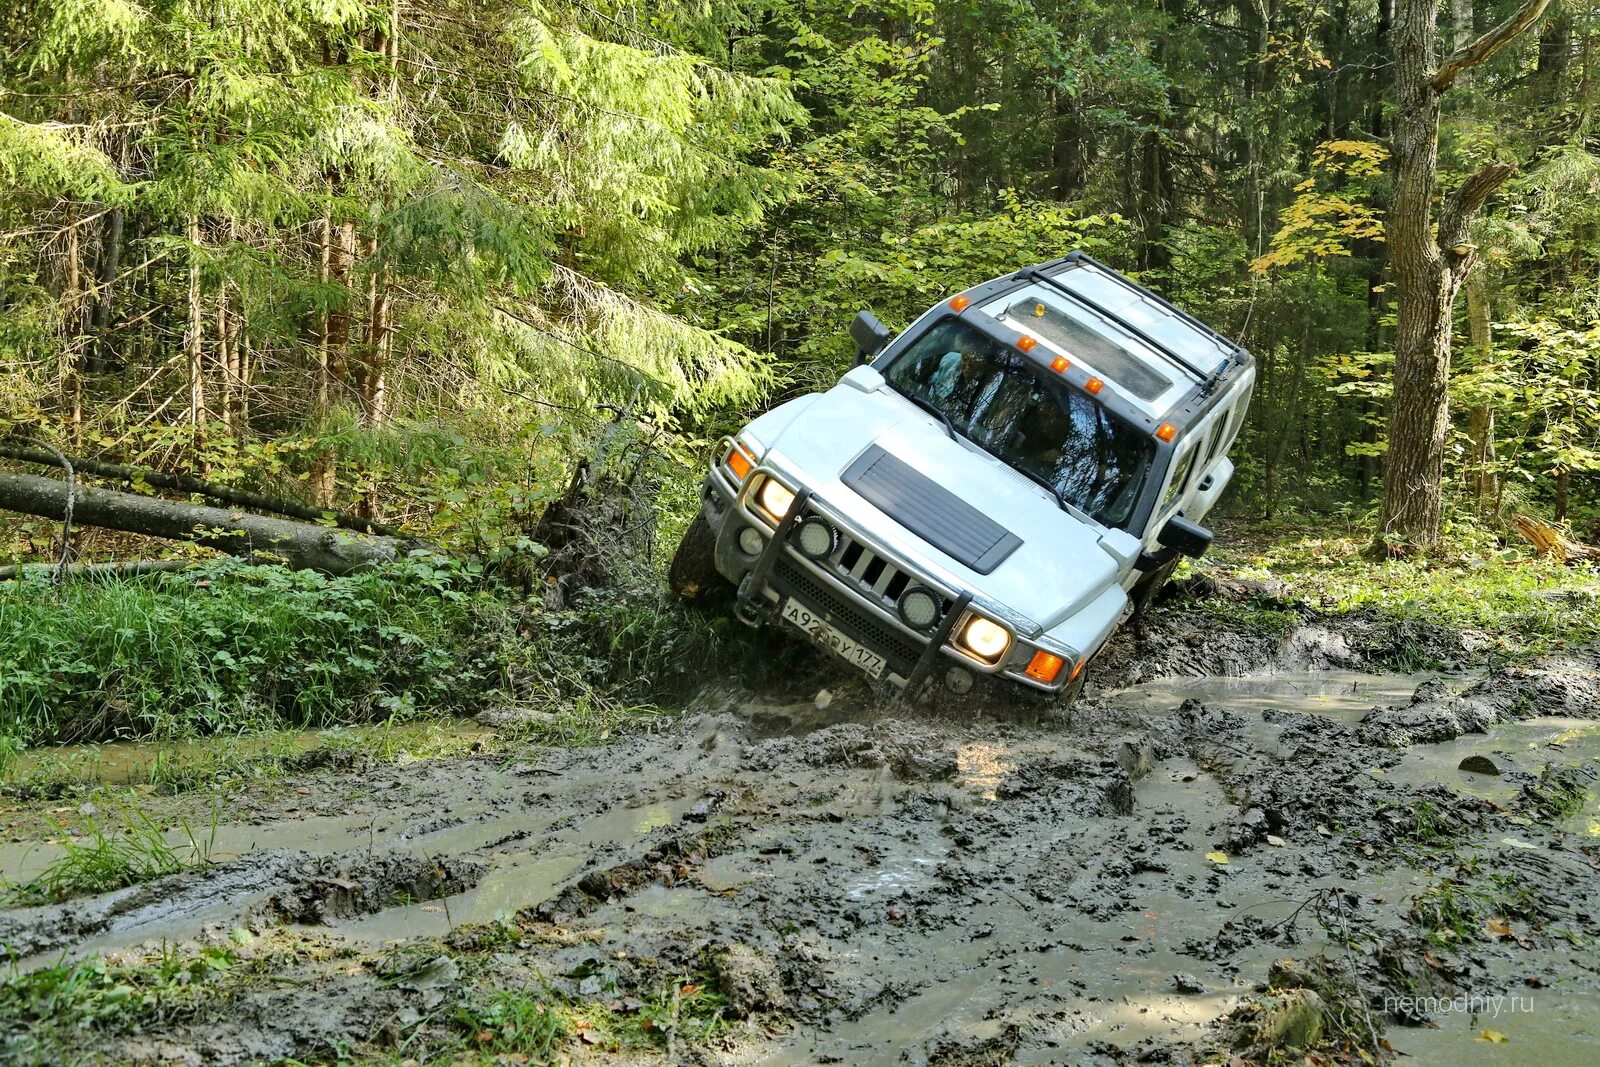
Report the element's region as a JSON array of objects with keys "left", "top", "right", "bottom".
[{"left": 669, "top": 252, "right": 1255, "bottom": 700}]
